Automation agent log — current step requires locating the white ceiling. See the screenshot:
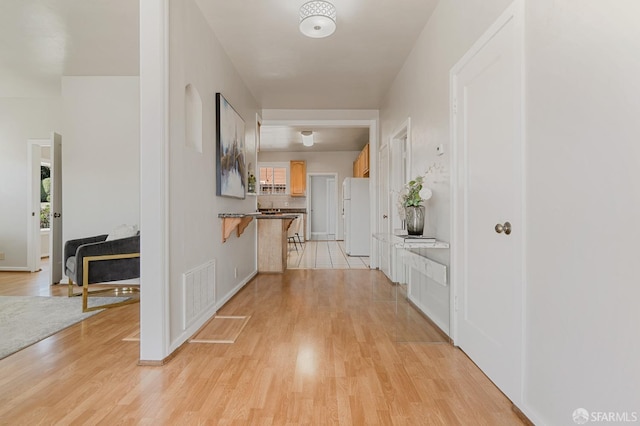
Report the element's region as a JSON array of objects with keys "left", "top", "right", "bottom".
[
  {"left": 195, "top": 0, "right": 438, "bottom": 110},
  {"left": 1, "top": 0, "right": 438, "bottom": 150},
  {"left": 0, "top": 0, "right": 139, "bottom": 96},
  {"left": 260, "top": 126, "right": 369, "bottom": 153}
]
